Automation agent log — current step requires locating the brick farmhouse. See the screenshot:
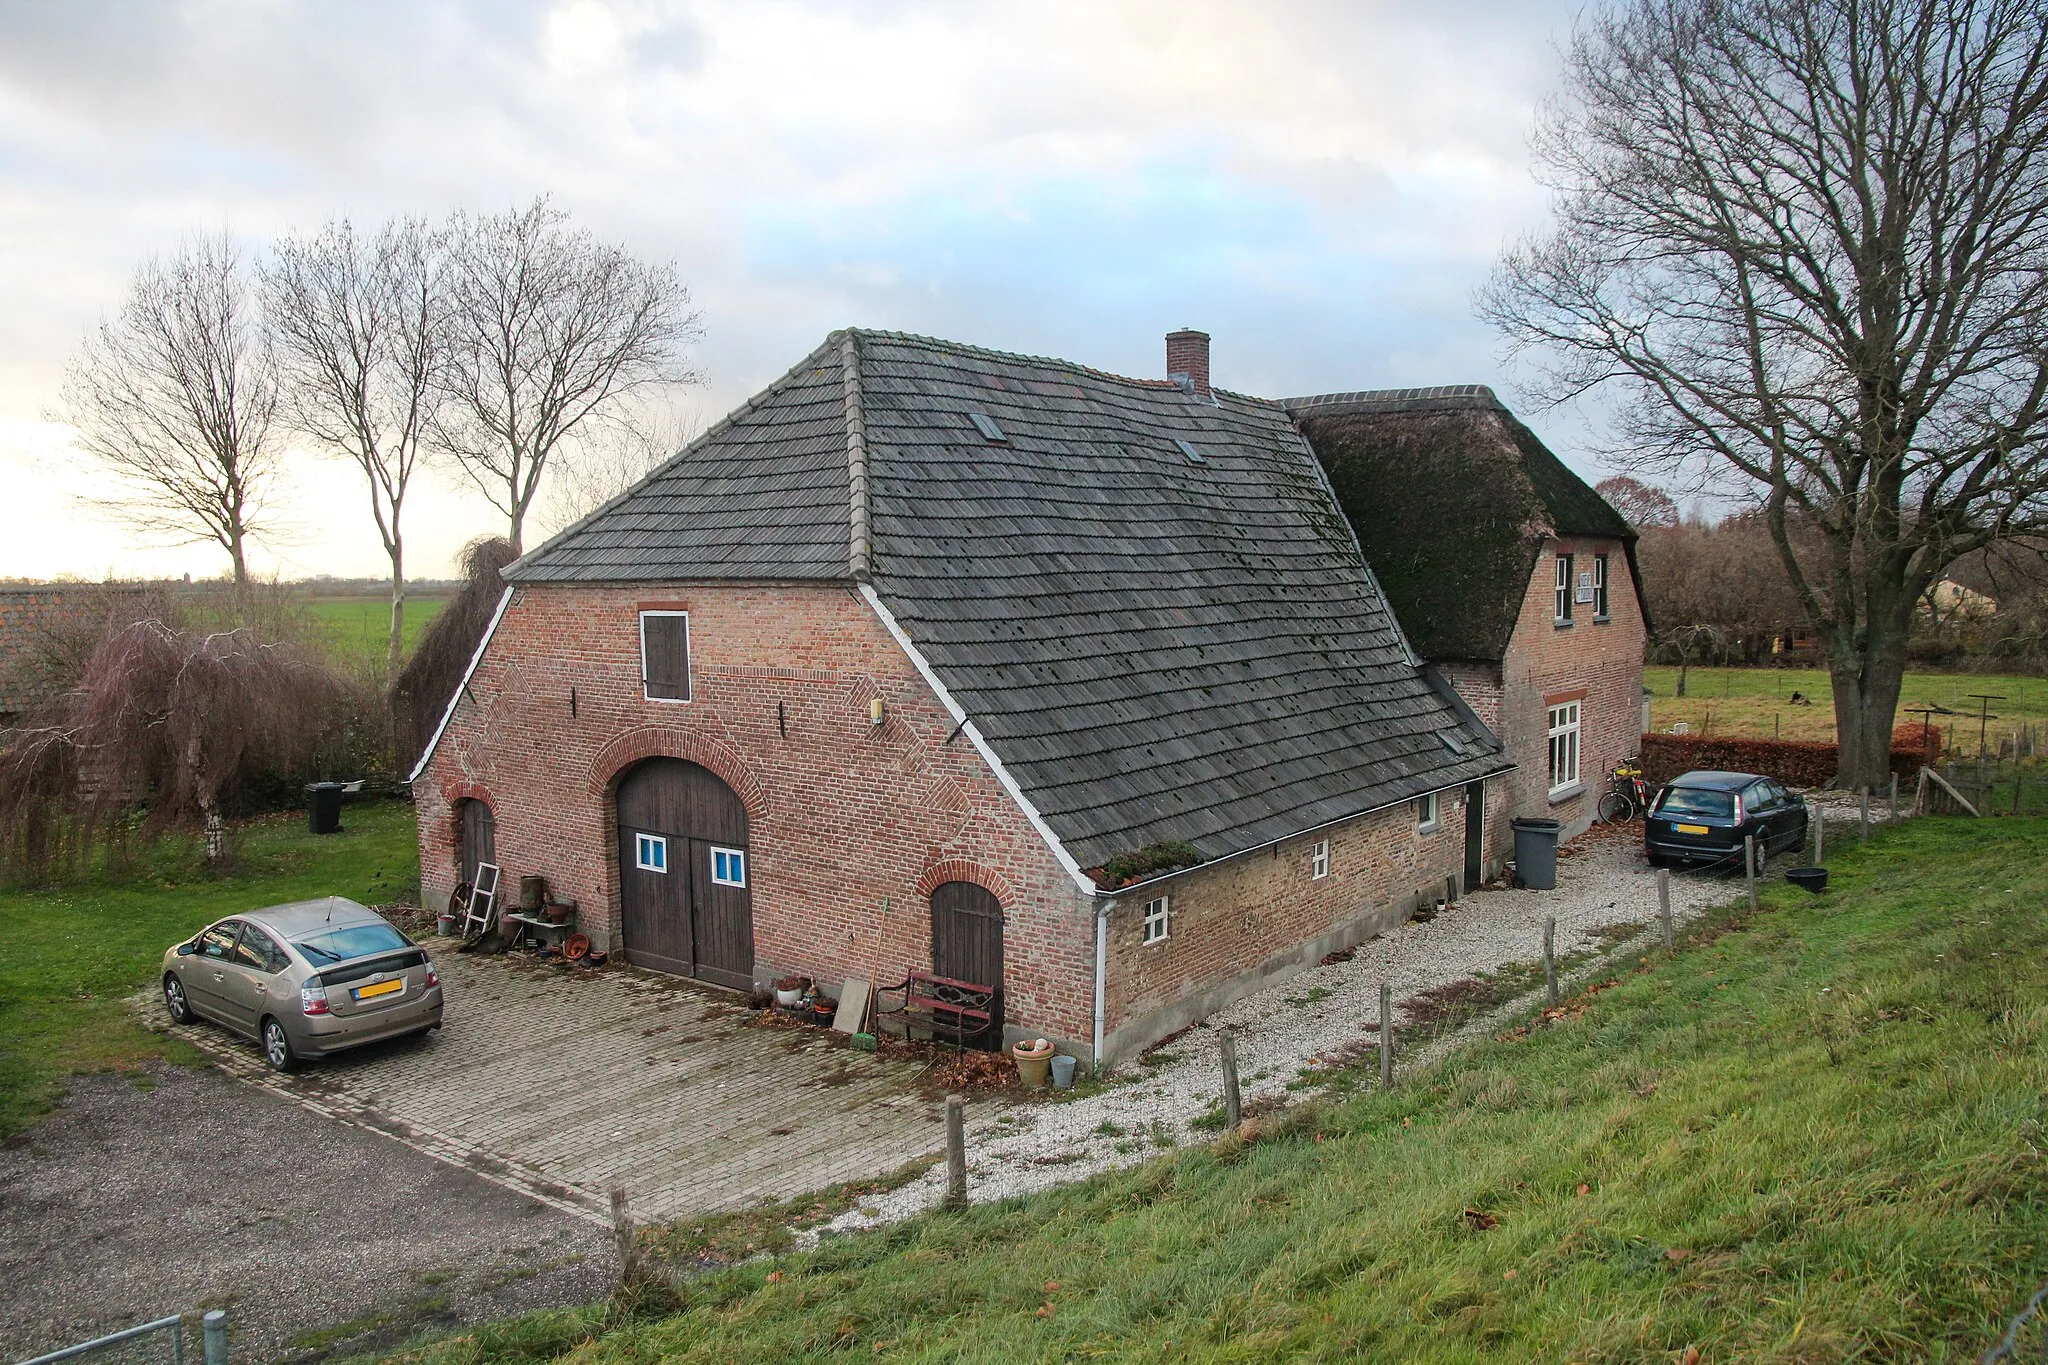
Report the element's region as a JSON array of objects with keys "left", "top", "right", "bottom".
[{"left": 411, "top": 330, "right": 1640, "bottom": 1066}]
